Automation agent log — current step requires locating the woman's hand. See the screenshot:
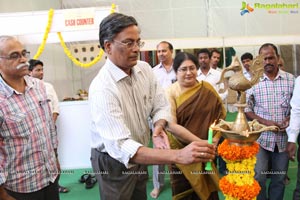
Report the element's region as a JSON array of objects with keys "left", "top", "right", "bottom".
[{"left": 152, "top": 124, "right": 170, "bottom": 149}]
